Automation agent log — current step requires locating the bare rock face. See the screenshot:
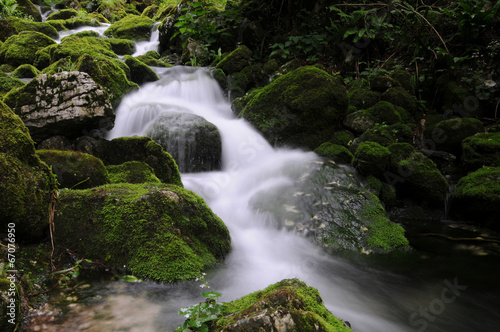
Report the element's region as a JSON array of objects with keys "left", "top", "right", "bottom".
[{"left": 3, "top": 71, "right": 114, "bottom": 142}]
